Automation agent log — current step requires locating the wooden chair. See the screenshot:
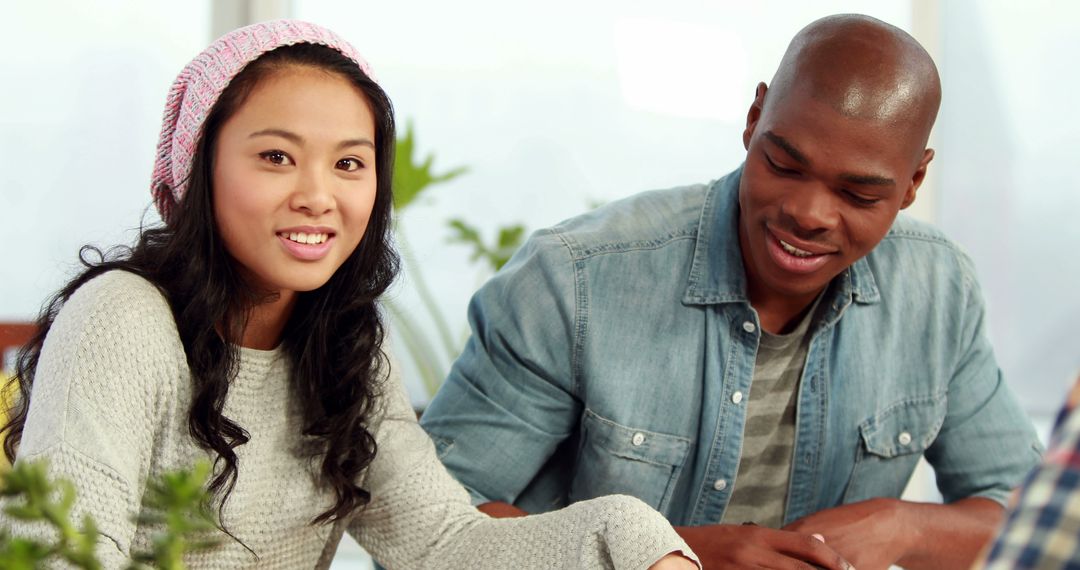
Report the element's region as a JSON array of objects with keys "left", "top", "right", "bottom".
[
  {"left": 1, "top": 323, "right": 36, "bottom": 375},
  {"left": 0, "top": 323, "right": 34, "bottom": 468}
]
